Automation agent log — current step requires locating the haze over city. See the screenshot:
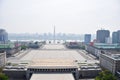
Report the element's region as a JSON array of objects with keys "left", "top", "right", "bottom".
[
  {"left": 0, "top": 0, "right": 120, "bottom": 34},
  {"left": 1, "top": 0, "right": 120, "bottom": 80}
]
